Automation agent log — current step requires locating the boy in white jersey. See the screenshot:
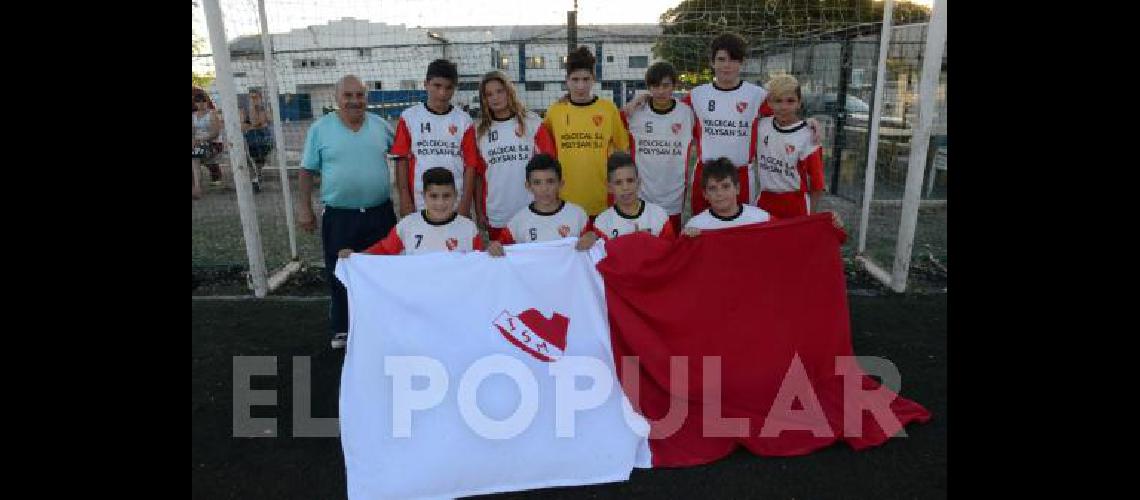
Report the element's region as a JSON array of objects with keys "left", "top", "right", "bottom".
[
  {"left": 339, "top": 167, "right": 482, "bottom": 256},
  {"left": 487, "top": 154, "right": 592, "bottom": 256},
  {"left": 392, "top": 59, "right": 480, "bottom": 218},
  {"left": 755, "top": 74, "right": 826, "bottom": 218},
  {"left": 627, "top": 33, "right": 818, "bottom": 216},
  {"left": 681, "top": 33, "right": 770, "bottom": 216},
  {"left": 588, "top": 152, "right": 676, "bottom": 244},
  {"left": 620, "top": 61, "right": 693, "bottom": 231},
  {"left": 683, "top": 157, "right": 774, "bottom": 236}
]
